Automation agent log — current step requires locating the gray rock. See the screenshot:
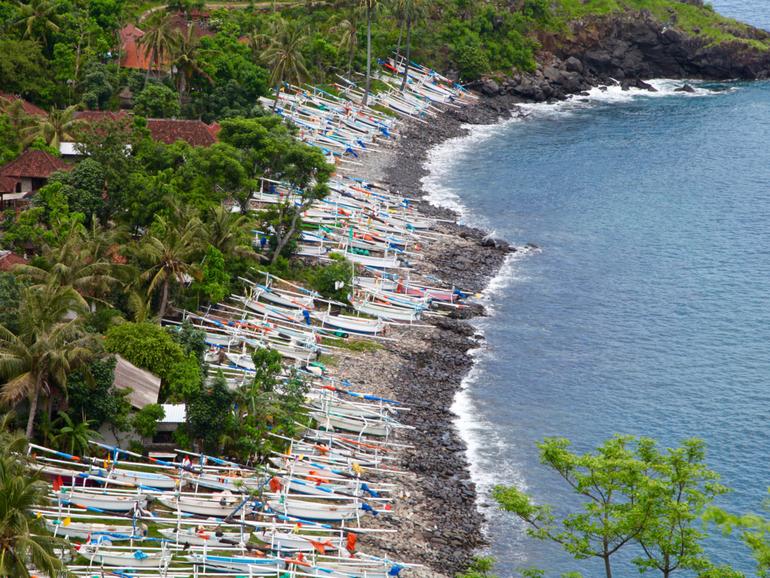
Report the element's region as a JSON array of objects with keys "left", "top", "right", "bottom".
[{"left": 565, "top": 56, "right": 584, "bottom": 73}]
